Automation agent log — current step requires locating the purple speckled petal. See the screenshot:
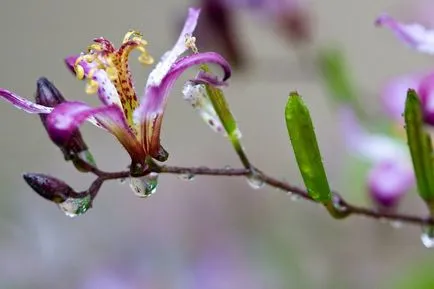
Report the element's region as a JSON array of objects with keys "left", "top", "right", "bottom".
[
  {"left": 135, "top": 52, "right": 231, "bottom": 156},
  {"left": 46, "top": 101, "right": 145, "bottom": 162},
  {"left": 368, "top": 160, "right": 414, "bottom": 208},
  {"left": 339, "top": 106, "right": 409, "bottom": 163},
  {"left": 0, "top": 89, "right": 53, "bottom": 114},
  {"left": 146, "top": 8, "right": 201, "bottom": 88},
  {"left": 64, "top": 55, "right": 123, "bottom": 107},
  {"left": 376, "top": 14, "right": 434, "bottom": 54},
  {"left": 381, "top": 72, "right": 426, "bottom": 122}
]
